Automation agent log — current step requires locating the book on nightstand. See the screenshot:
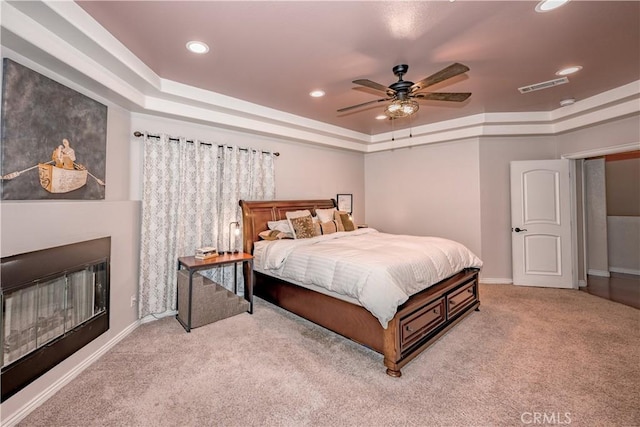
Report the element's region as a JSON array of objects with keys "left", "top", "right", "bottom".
[{"left": 195, "top": 246, "right": 218, "bottom": 260}]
